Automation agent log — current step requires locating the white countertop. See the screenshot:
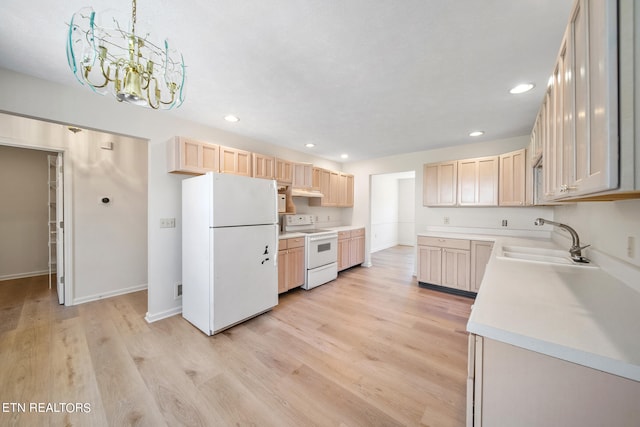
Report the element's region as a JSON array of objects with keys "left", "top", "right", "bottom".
[
  {"left": 279, "top": 232, "right": 304, "bottom": 239},
  {"left": 279, "top": 225, "right": 365, "bottom": 239},
  {"left": 330, "top": 225, "right": 365, "bottom": 232},
  {"left": 419, "top": 231, "right": 640, "bottom": 381}
]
